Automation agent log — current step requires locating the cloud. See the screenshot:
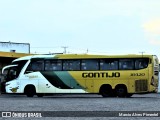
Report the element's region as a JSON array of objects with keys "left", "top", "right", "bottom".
[
  {"left": 143, "top": 19, "right": 160, "bottom": 34},
  {"left": 143, "top": 19, "right": 160, "bottom": 46},
  {"left": 148, "top": 39, "right": 160, "bottom": 46}
]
